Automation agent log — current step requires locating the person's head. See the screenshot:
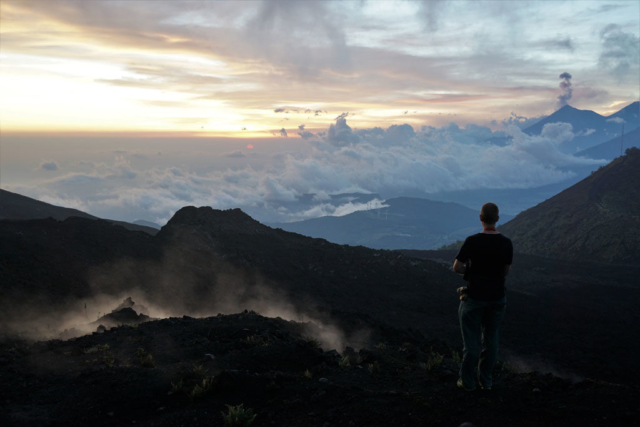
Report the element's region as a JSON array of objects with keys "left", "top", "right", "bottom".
[{"left": 480, "top": 202, "right": 499, "bottom": 226}]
